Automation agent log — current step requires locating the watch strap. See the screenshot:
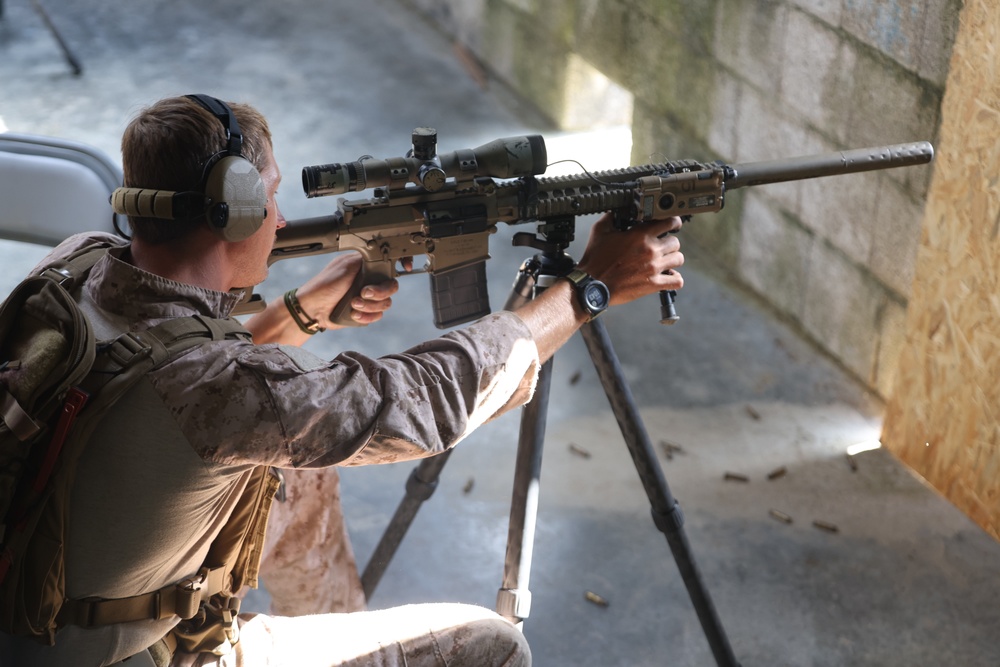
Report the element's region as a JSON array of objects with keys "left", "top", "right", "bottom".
[{"left": 565, "top": 268, "right": 591, "bottom": 286}]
